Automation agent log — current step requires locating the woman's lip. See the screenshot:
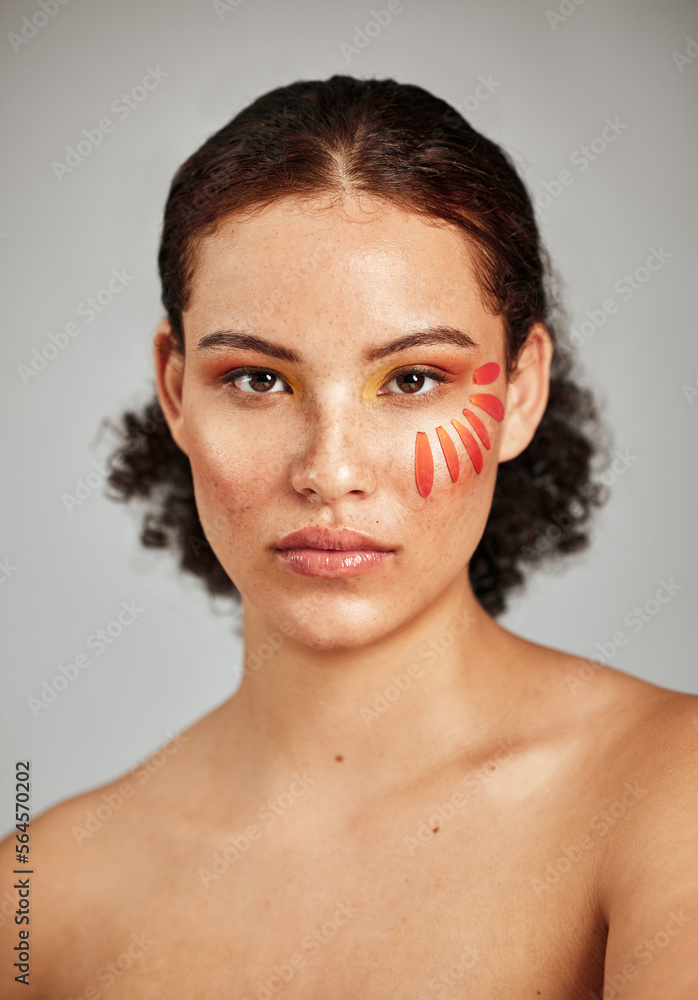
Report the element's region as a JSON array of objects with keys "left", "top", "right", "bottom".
[
  {"left": 276, "top": 527, "right": 394, "bottom": 552},
  {"left": 276, "top": 548, "right": 393, "bottom": 578}
]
